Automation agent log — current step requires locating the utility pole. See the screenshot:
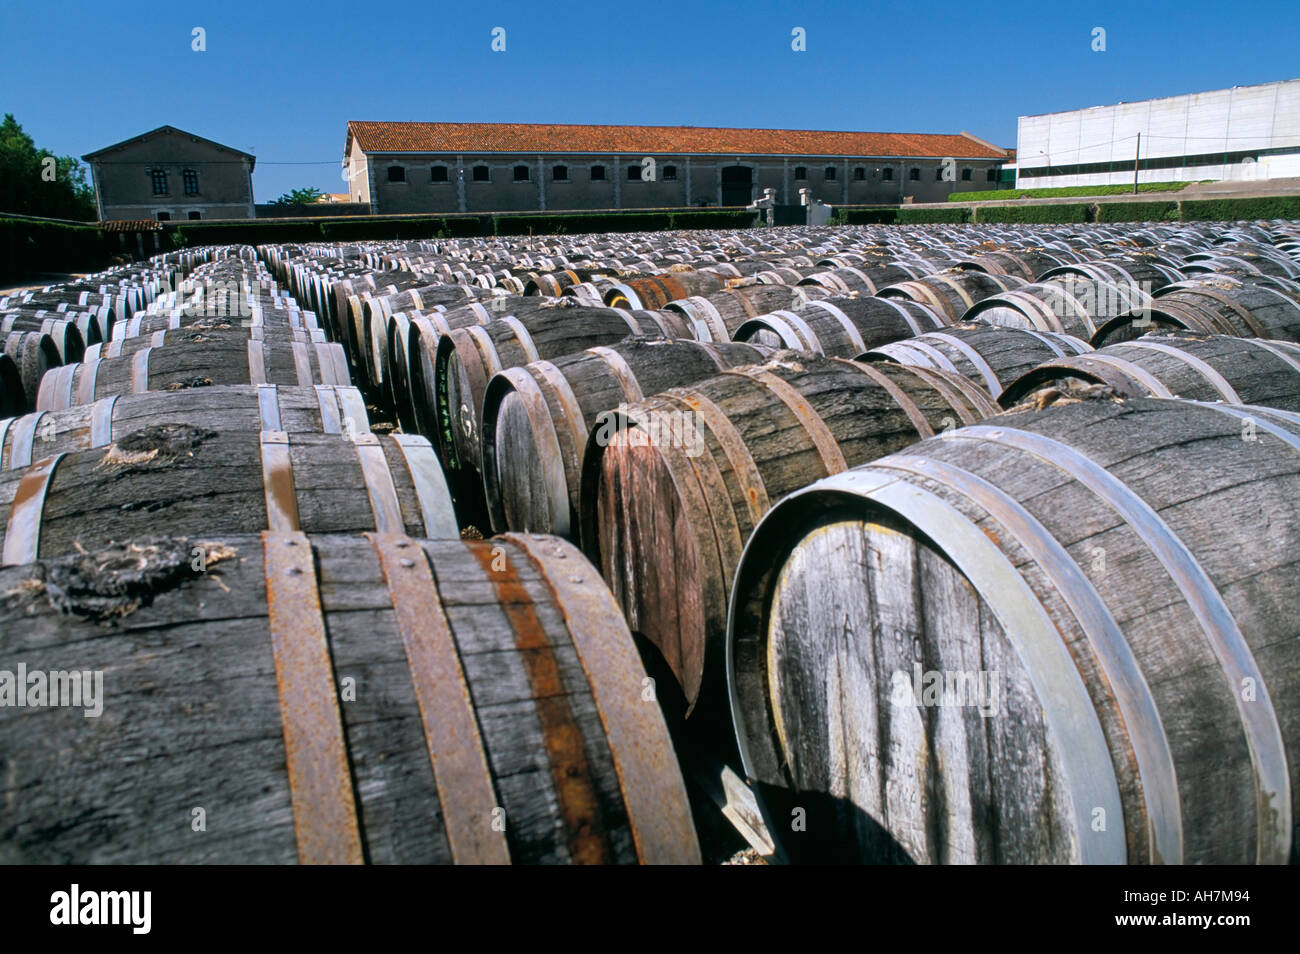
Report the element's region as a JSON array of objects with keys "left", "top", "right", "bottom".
[{"left": 1133, "top": 132, "right": 1141, "bottom": 195}]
